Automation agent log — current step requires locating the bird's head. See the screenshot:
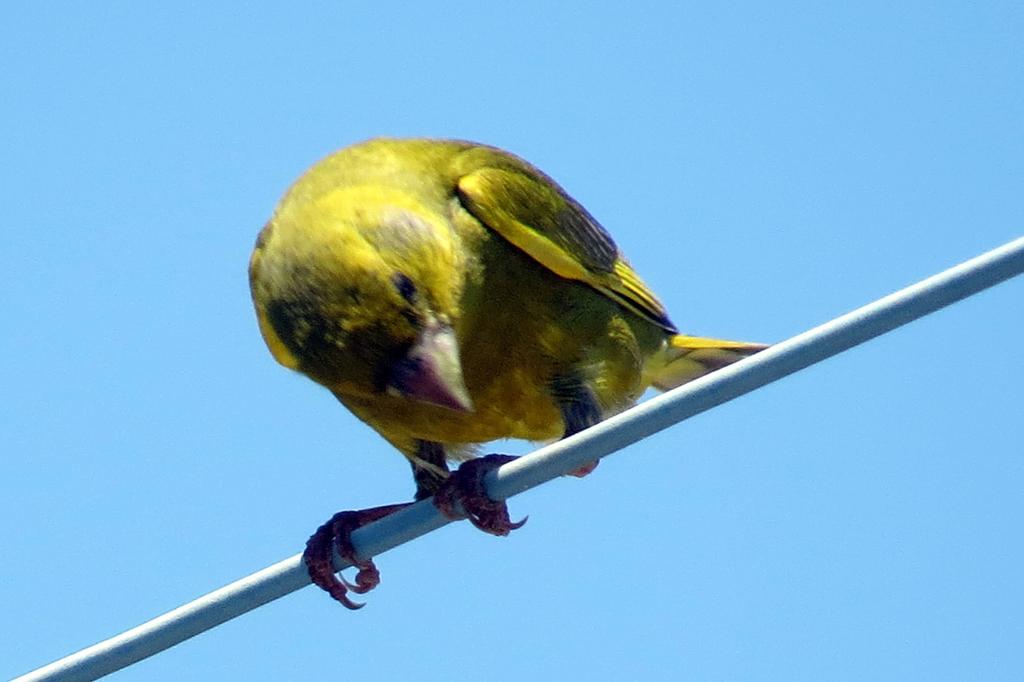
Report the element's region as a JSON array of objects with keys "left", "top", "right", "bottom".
[{"left": 249, "top": 183, "right": 473, "bottom": 412}]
